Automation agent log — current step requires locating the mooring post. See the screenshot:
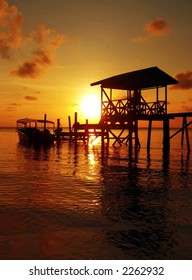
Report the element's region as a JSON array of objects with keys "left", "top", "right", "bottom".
[
  {"left": 57, "top": 118, "right": 60, "bottom": 137},
  {"left": 85, "top": 119, "right": 89, "bottom": 142},
  {"left": 74, "top": 112, "right": 78, "bottom": 144},
  {"left": 57, "top": 118, "right": 60, "bottom": 129},
  {"left": 54, "top": 118, "right": 61, "bottom": 142},
  {"left": 44, "top": 114, "right": 47, "bottom": 130},
  {"left": 68, "top": 116, "right": 72, "bottom": 142}
]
